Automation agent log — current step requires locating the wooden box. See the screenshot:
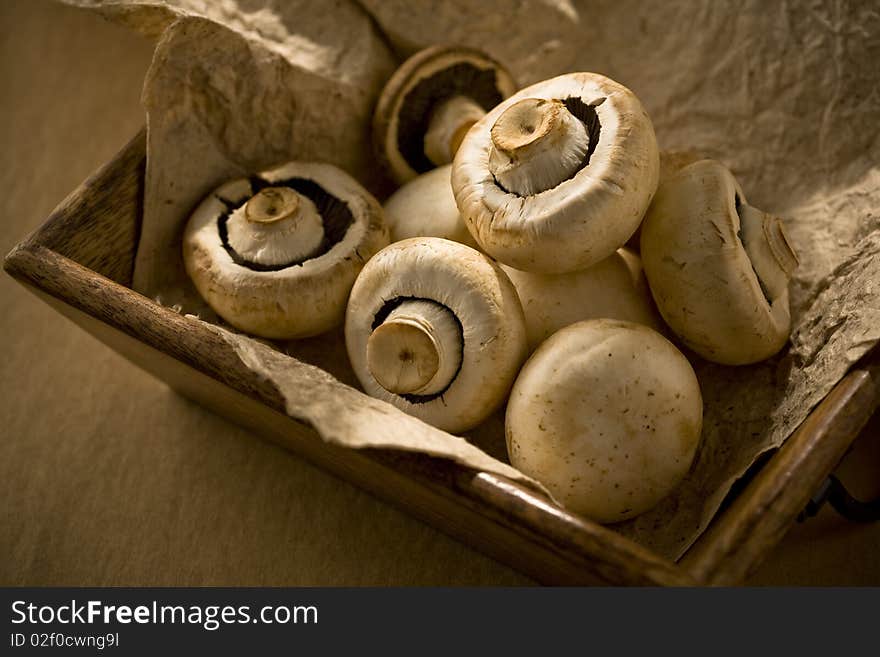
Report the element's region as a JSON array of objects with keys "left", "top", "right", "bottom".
[{"left": 5, "top": 131, "right": 878, "bottom": 586}]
